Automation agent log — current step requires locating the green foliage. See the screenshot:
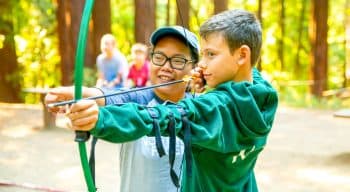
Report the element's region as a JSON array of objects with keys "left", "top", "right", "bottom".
[
  {"left": 280, "top": 86, "right": 350, "bottom": 109},
  {"left": 157, "top": 0, "right": 175, "bottom": 26},
  {"left": 329, "top": 42, "right": 346, "bottom": 89},
  {"left": 190, "top": 0, "right": 213, "bottom": 32},
  {"left": 83, "top": 67, "right": 98, "bottom": 87},
  {"left": 14, "top": 0, "right": 59, "bottom": 103},
  {"left": 229, "top": 0, "right": 260, "bottom": 11},
  {"left": 328, "top": 0, "right": 347, "bottom": 89},
  {"left": 7, "top": 0, "right": 349, "bottom": 108},
  {"left": 0, "top": 34, "right": 4, "bottom": 48},
  {"left": 111, "top": 0, "right": 134, "bottom": 55}
]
